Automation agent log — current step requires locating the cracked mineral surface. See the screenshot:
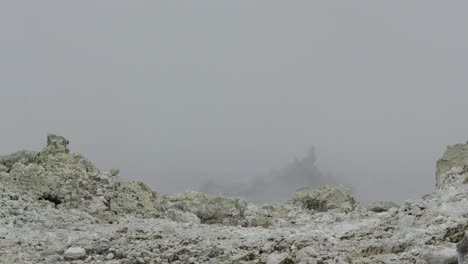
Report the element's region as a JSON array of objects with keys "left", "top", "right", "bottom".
[{"left": 1, "top": 135, "right": 468, "bottom": 263}]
